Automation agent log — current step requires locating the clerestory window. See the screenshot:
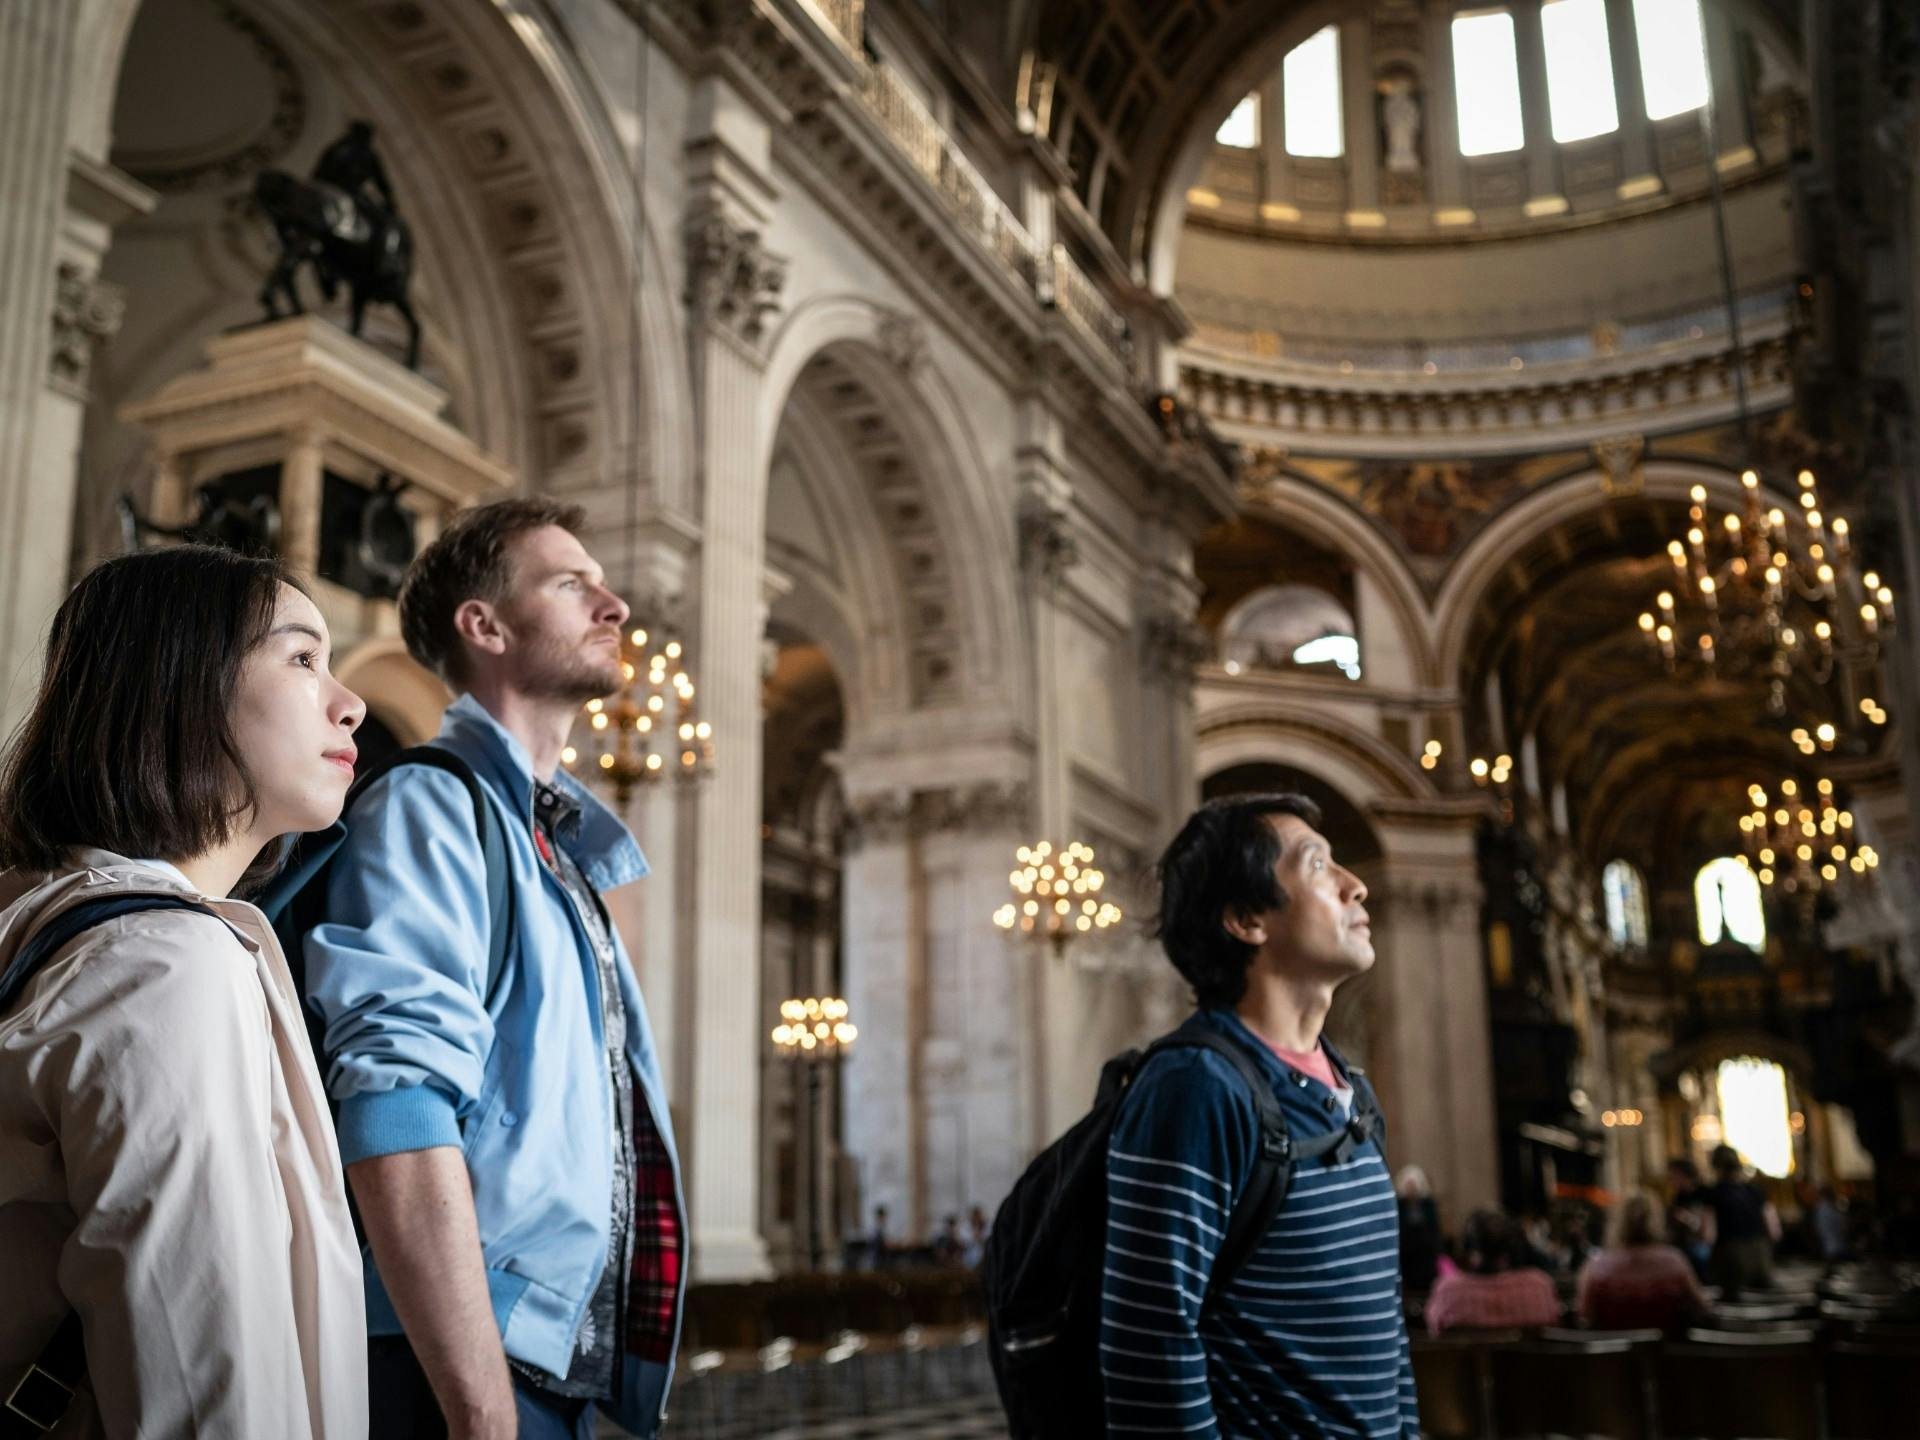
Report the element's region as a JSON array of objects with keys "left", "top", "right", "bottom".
[
  {"left": 1451, "top": 9, "right": 1526, "bottom": 156},
  {"left": 1284, "top": 24, "right": 1344, "bottom": 158}
]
